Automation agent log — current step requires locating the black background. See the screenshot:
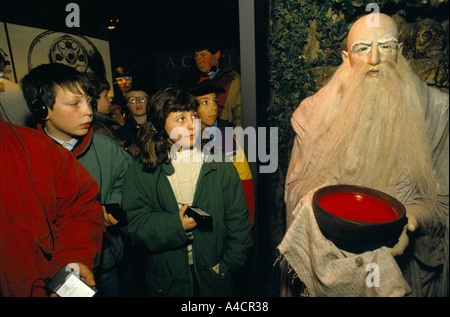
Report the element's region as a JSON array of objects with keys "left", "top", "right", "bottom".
[{"left": 1, "top": 0, "right": 241, "bottom": 93}]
